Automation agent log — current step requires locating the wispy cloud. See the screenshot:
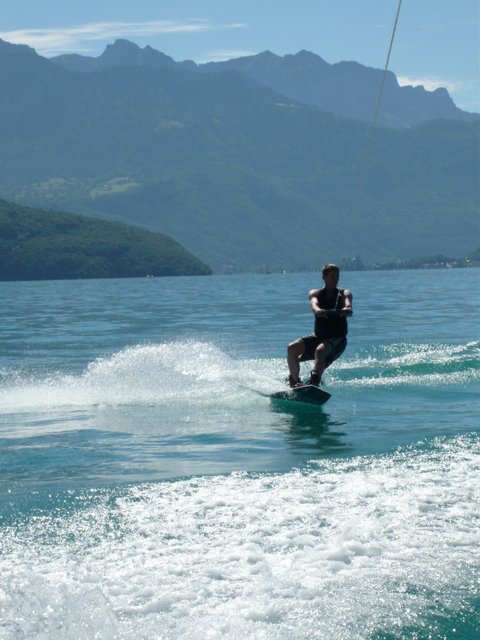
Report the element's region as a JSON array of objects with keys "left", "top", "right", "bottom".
[
  {"left": 198, "top": 49, "right": 258, "bottom": 63},
  {"left": 0, "top": 19, "right": 246, "bottom": 56},
  {"left": 397, "top": 75, "right": 462, "bottom": 93}
]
